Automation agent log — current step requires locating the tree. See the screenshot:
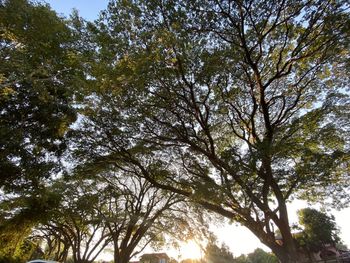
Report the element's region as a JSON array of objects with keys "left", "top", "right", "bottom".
[
  {"left": 77, "top": 1, "right": 350, "bottom": 262},
  {"left": 295, "top": 208, "right": 340, "bottom": 253},
  {"left": 234, "top": 249, "right": 278, "bottom": 263},
  {"left": 75, "top": 158, "right": 210, "bottom": 263},
  {"left": 0, "top": 0, "right": 80, "bottom": 192},
  {"left": 0, "top": 214, "right": 34, "bottom": 263},
  {"left": 0, "top": 186, "right": 61, "bottom": 262},
  {"left": 0, "top": 1, "right": 84, "bottom": 259},
  {"left": 96, "top": 173, "right": 183, "bottom": 263},
  {"left": 34, "top": 180, "right": 112, "bottom": 263},
  {"left": 33, "top": 168, "right": 201, "bottom": 263},
  {"left": 246, "top": 249, "right": 279, "bottom": 263},
  {"left": 181, "top": 259, "right": 201, "bottom": 263},
  {"left": 32, "top": 225, "right": 71, "bottom": 263},
  {"left": 204, "top": 240, "right": 235, "bottom": 263}
]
